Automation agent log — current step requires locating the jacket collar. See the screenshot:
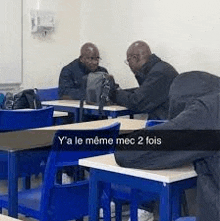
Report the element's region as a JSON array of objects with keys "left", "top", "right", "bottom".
[
  {"left": 138, "top": 54, "right": 161, "bottom": 75},
  {"left": 135, "top": 54, "right": 161, "bottom": 84}
]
